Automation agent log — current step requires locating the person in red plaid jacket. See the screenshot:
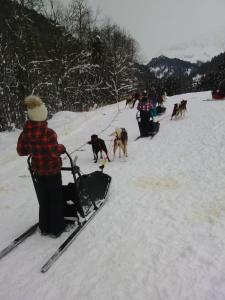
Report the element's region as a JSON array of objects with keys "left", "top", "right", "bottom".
[
  {"left": 137, "top": 91, "right": 153, "bottom": 136},
  {"left": 137, "top": 91, "right": 152, "bottom": 113},
  {"left": 17, "top": 95, "right": 67, "bottom": 237}
]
